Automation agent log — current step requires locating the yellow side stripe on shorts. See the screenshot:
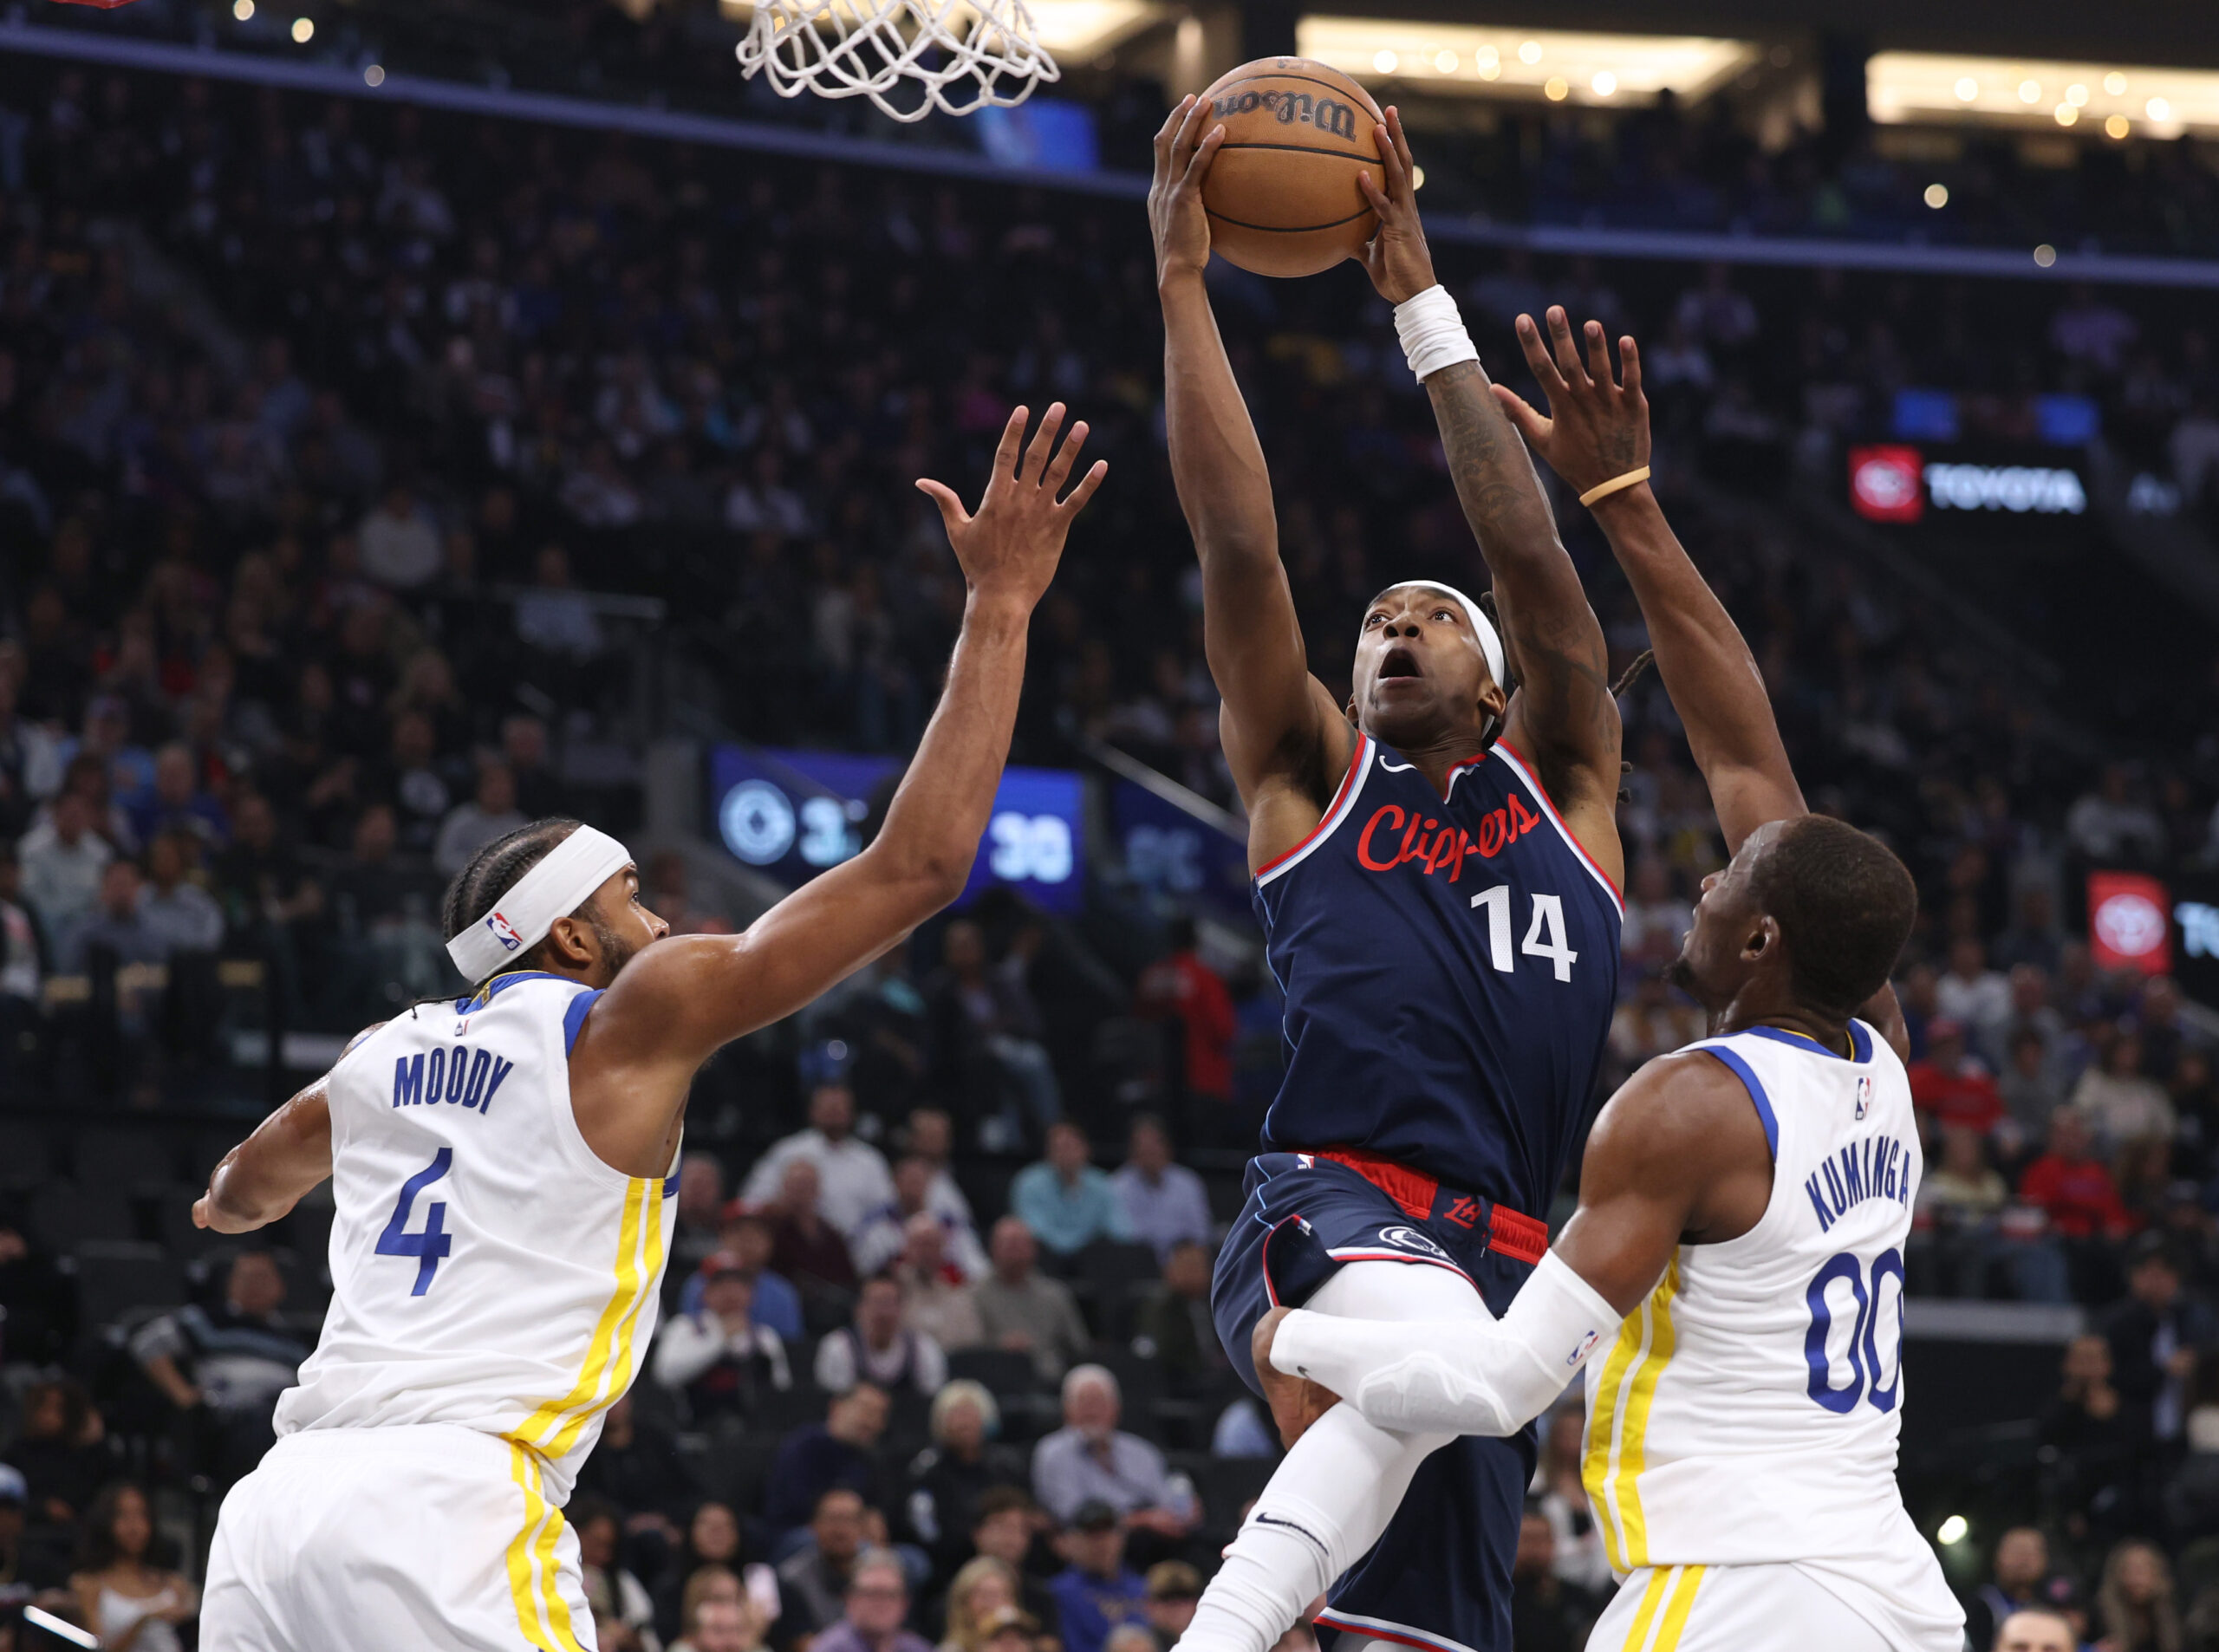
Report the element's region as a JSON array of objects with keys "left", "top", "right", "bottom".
[
  {"left": 512, "top": 1178, "right": 651, "bottom": 1452},
  {"left": 506, "top": 1441, "right": 588, "bottom": 1652},
  {"left": 1653, "top": 1565, "right": 1705, "bottom": 1652},
  {"left": 544, "top": 1176, "right": 667, "bottom": 1459},
  {"left": 1618, "top": 1567, "right": 1674, "bottom": 1652}
]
